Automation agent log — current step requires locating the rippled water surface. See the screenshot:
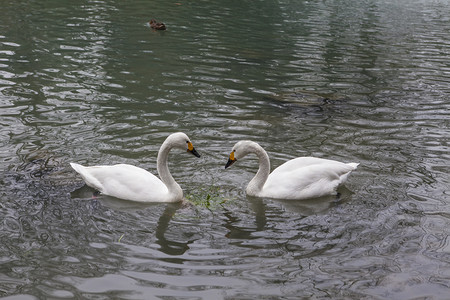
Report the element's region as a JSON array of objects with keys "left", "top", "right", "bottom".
[{"left": 1, "top": 0, "right": 449, "bottom": 299}]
